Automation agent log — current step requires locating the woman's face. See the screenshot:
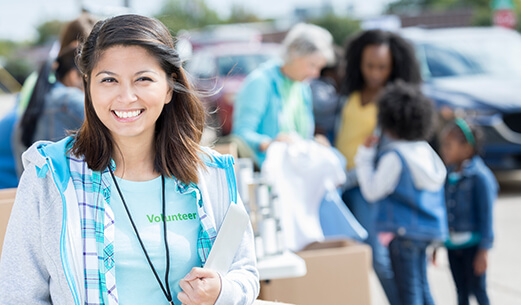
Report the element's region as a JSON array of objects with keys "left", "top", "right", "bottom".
[
  {"left": 285, "top": 52, "right": 327, "bottom": 82},
  {"left": 89, "top": 45, "right": 172, "bottom": 145},
  {"left": 360, "top": 44, "right": 392, "bottom": 91}
]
